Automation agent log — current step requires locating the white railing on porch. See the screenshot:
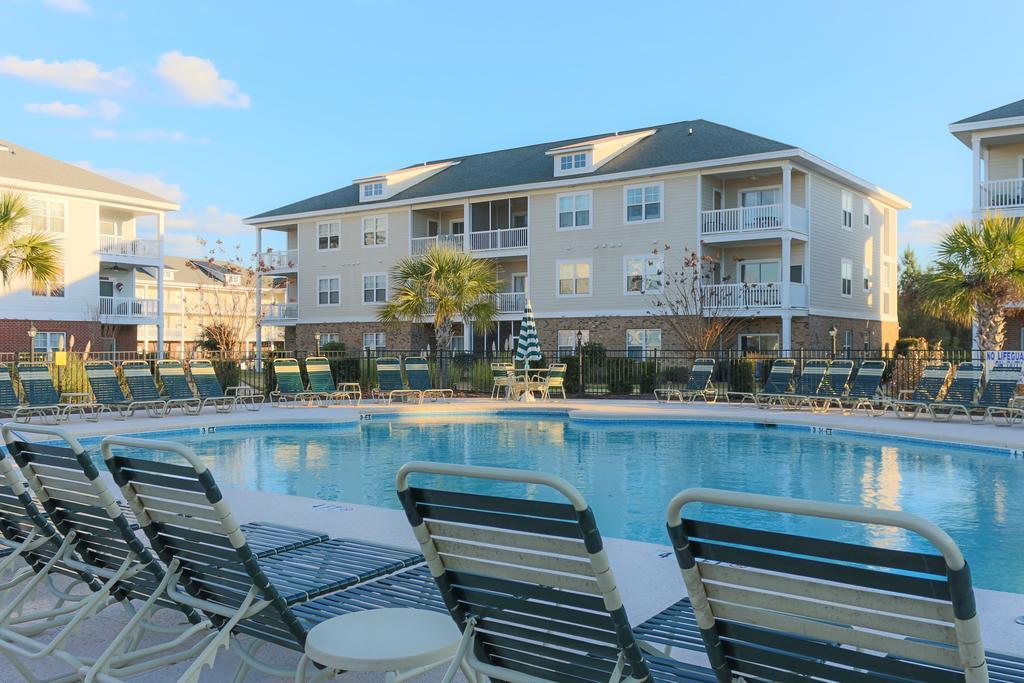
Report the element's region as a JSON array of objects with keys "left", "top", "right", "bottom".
[
  {"left": 261, "top": 303, "right": 298, "bottom": 320},
  {"left": 700, "top": 204, "right": 807, "bottom": 235},
  {"left": 259, "top": 248, "right": 298, "bottom": 271},
  {"left": 981, "top": 178, "right": 1024, "bottom": 209},
  {"left": 411, "top": 234, "right": 464, "bottom": 255},
  {"left": 495, "top": 291, "right": 526, "bottom": 313},
  {"left": 98, "top": 296, "right": 158, "bottom": 318},
  {"left": 701, "top": 282, "right": 782, "bottom": 309},
  {"left": 98, "top": 234, "right": 161, "bottom": 259},
  {"left": 470, "top": 227, "right": 528, "bottom": 251}
]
